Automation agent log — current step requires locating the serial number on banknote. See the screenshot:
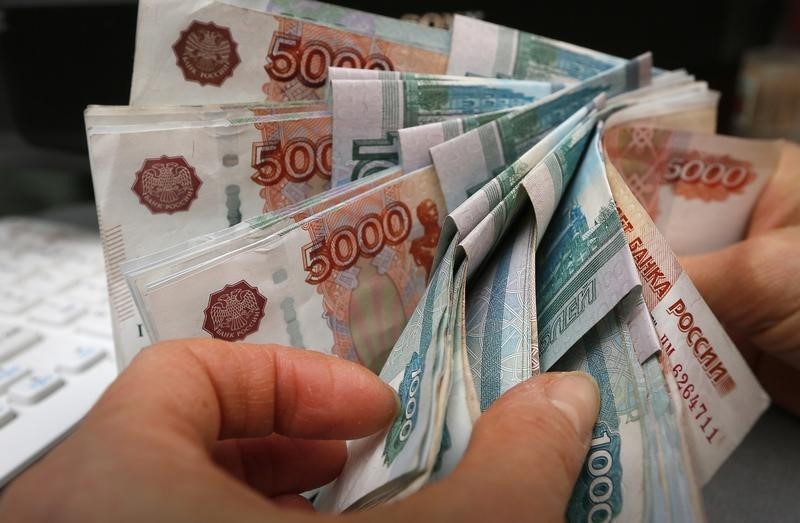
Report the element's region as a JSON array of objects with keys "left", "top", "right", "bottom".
[{"left": 662, "top": 352, "right": 721, "bottom": 445}]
